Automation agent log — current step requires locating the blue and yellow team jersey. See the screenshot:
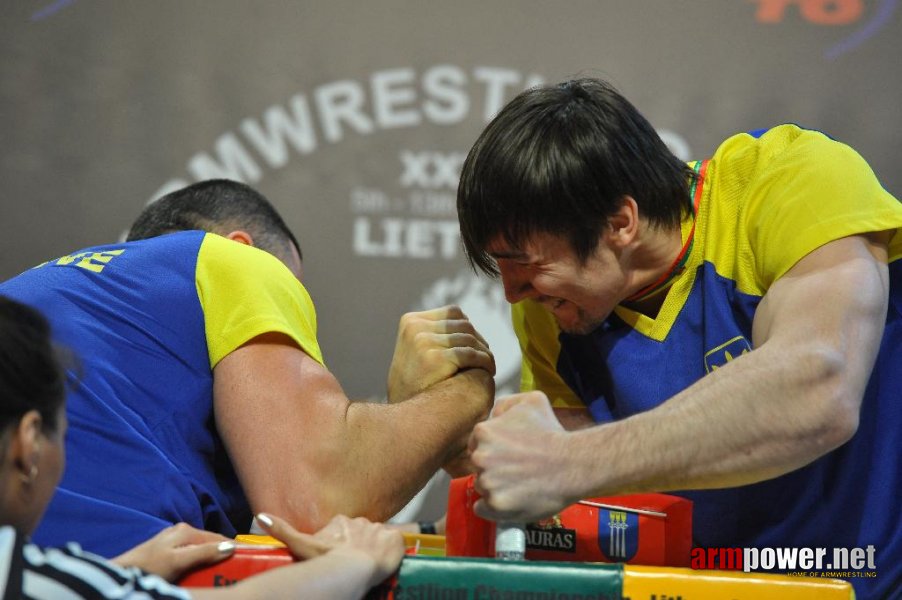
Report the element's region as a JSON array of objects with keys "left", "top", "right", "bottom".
[
  {"left": 0, "top": 230, "right": 322, "bottom": 556},
  {"left": 514, "top": 125, "right": 902, "bottom": 599}
]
